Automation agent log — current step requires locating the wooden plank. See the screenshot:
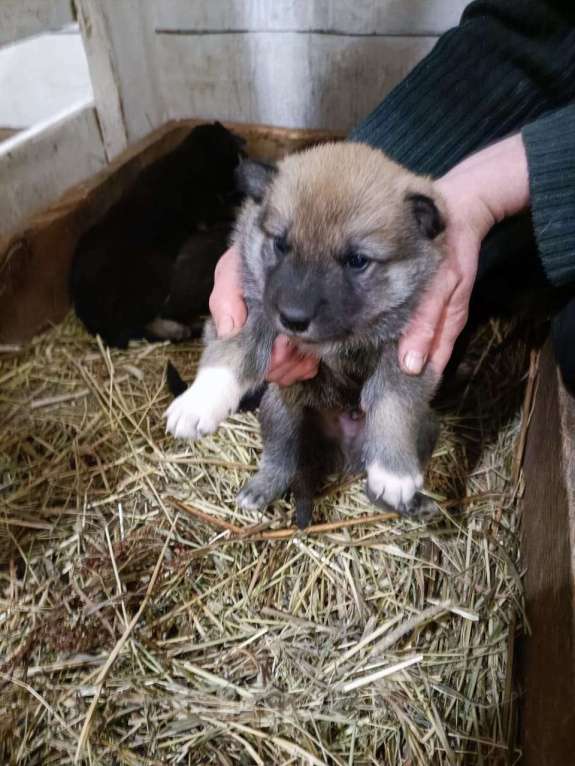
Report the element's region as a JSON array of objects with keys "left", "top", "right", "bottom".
[
  {"left": 75, "top": 0, "right": 166, "bottom": 159},
  {"left": 0, "top": 99, "right": 107, "bottom": 239},
  {"left": 0, "top": 119, "right": 336, "bottom": 344},
  {"left": 0, "top": 0, "right": 74, "bottom": 47},
  {"left": 0, "top": 128, "right": 20, "bottom": 142},
  {"left": 519, "top": 340, "right": 575, "bottom": 765},
  {"left": 154, "top": 0, "right": 469, "bottom": 36},
  {"left": 158, "top": 33, "right": 436, "bottom": 131}
]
